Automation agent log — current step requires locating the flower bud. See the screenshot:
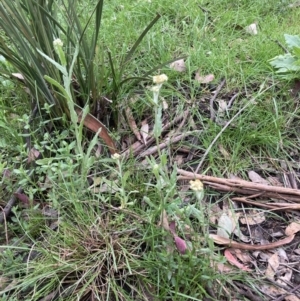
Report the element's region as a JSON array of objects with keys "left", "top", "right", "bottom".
[{"left": 153, "top": 74, "right": 168, "bottom": 84}]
